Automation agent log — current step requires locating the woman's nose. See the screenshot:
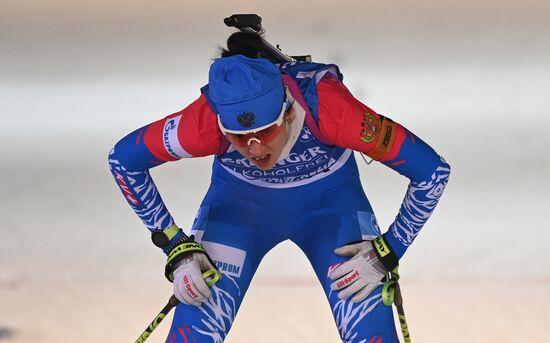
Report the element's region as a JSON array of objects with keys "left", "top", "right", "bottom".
[{"left": 248, "top": 139, "right": 266, "bottom": 156}]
